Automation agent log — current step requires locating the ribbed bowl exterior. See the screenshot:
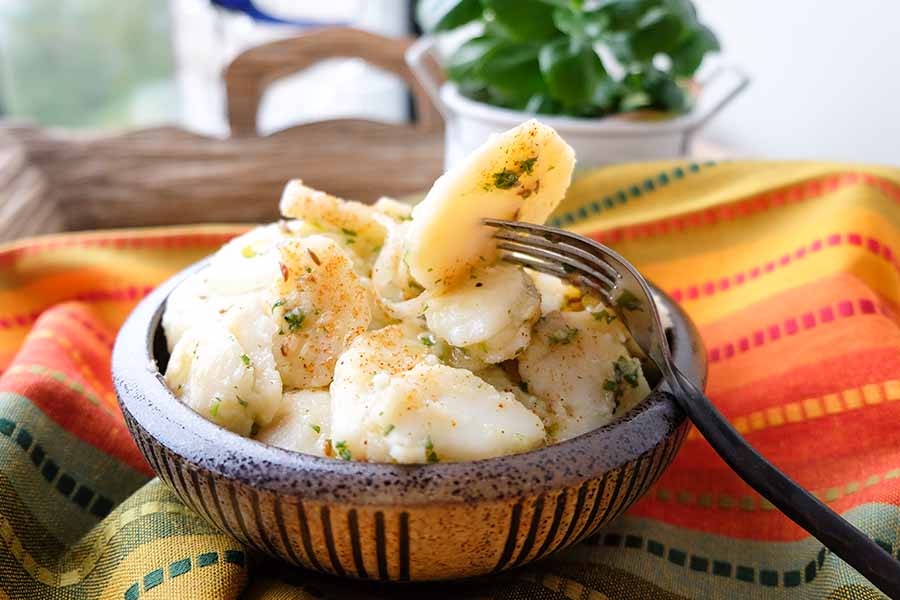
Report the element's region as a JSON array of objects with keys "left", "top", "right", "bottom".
[{"left": 123, "top": 407, "right": 688, "bottom": 580}]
